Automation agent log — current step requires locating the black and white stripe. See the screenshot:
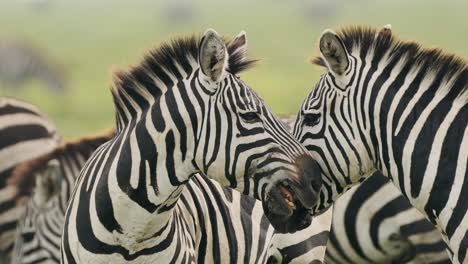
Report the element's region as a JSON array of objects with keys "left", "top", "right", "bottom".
[
  {"left": 293, "top": 25, "right": 467, "bottom": 263},
  {"left": 0, "top": 40, "right": 66, "bottom": 93},
  {"left": 12, "top": 129, "right": 330, "bottom": 264},
  {"left": 0, "top": 97, "right": 61, "bottom": 263},
  {"left": 325, "top": 172, "right": 450, "bottom": 264},
  {"left": 15, "top": 175, "right": 331, "bottom": 264},
  {"left": 61, "top": 29, "right": 322, "bottom": 263},
  {"left": 10, "top": 132, "right": 113, "bottom": 264}
]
